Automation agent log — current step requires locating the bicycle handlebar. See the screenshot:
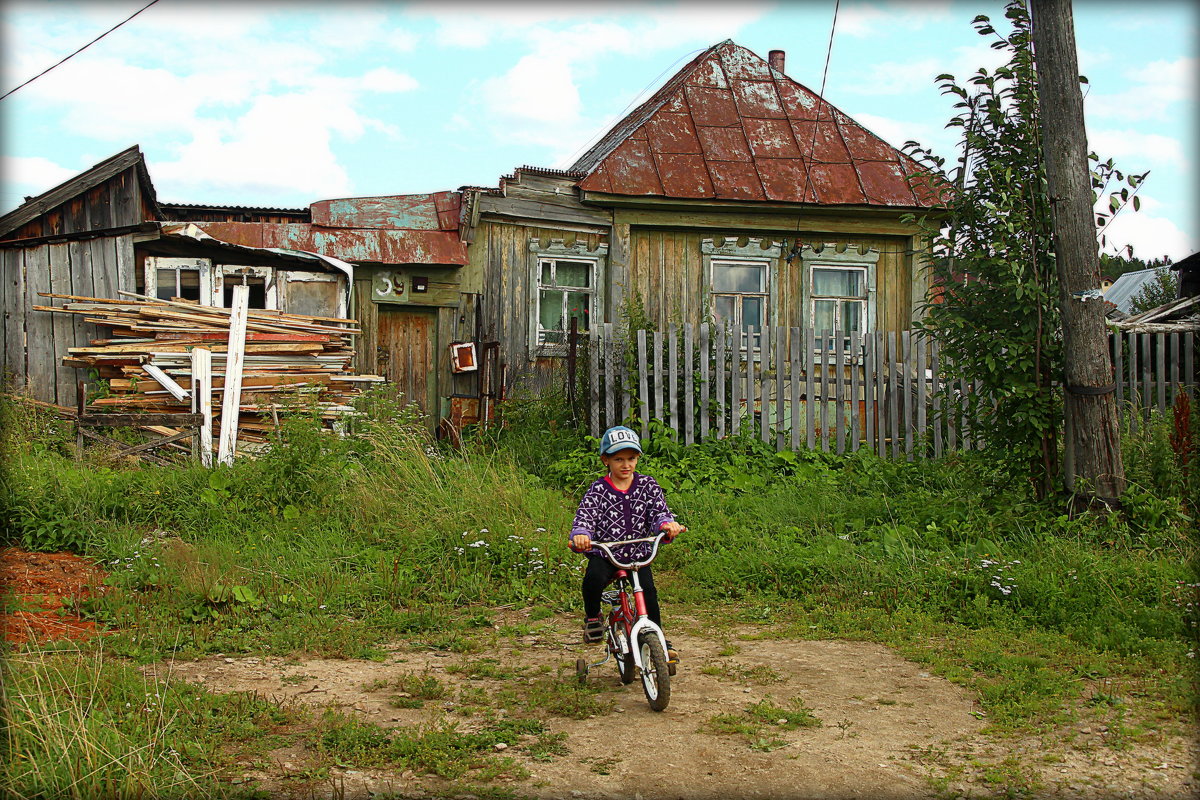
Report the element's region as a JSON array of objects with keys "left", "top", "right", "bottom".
[{"left": 588, "top": 532, "right": 669, "bottom": 569}]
